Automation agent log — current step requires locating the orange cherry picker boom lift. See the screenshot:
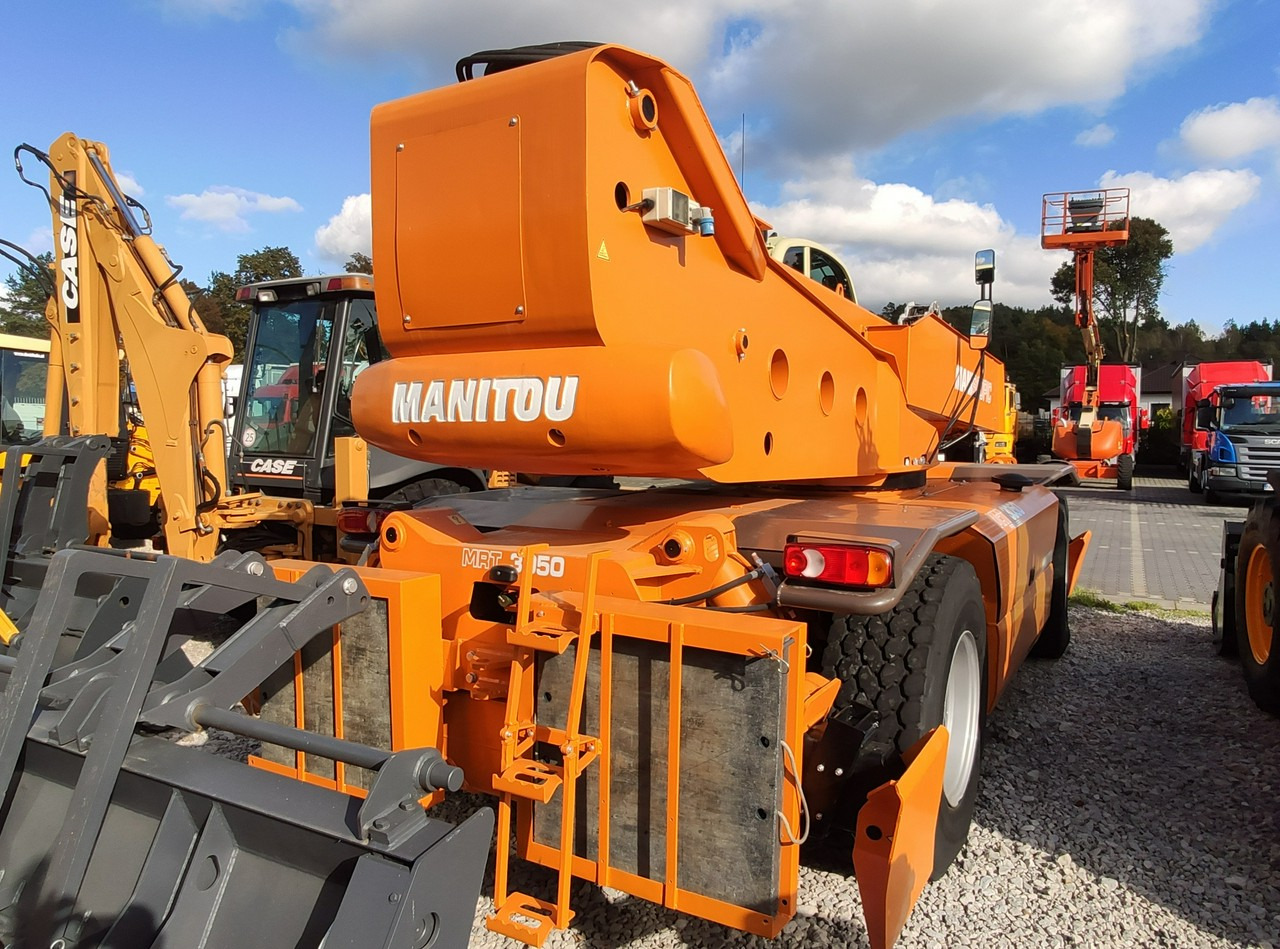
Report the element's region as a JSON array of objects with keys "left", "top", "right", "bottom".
[
  {"left": 1041, "top": 188, "right": 1145, "bottom": 489},
  {"left": 0, "top": 42, "right": 1088, "bottom": 949}
]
